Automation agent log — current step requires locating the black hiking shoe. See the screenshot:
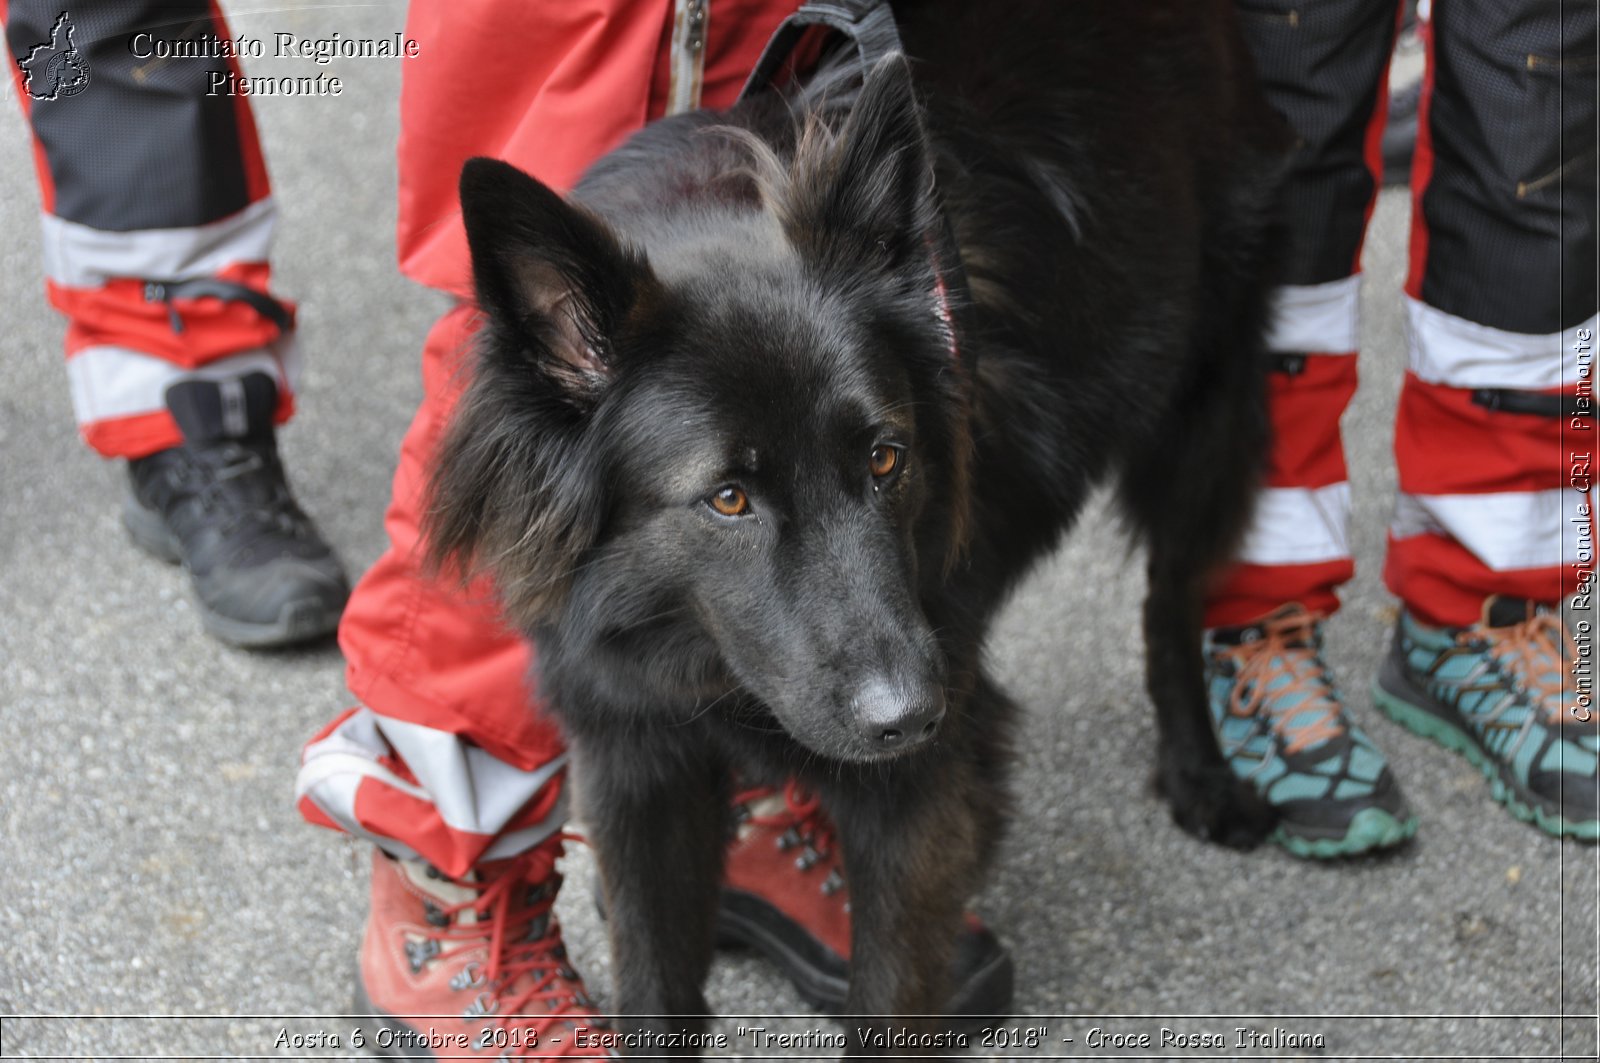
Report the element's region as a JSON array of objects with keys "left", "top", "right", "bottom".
[{"left": 123, "top": 372, "right": 349, "bottom": 648}]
